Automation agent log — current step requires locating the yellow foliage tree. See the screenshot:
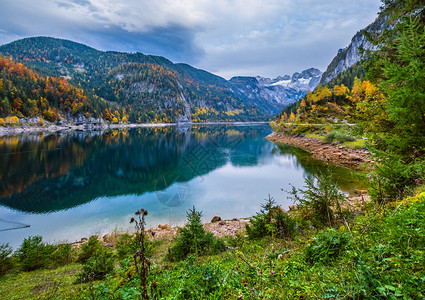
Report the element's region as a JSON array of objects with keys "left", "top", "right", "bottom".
[
  {"left": 349, "top": 77, "right": 363, "bottom": 102},
  {"left": 306, "top": 92, "right": 313, "bottom": 103},
  {"left": 309, "top": 85, "right": 332, "bottom": 102},
  {"left": 5, "top": 116, "right": 19, "bottom": 124},
  {"left": 333, "top": 84, "right": 350, "bottom": 96},
  {"left": 300, "top": 98, "right": 306, "bottom": 111}
]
